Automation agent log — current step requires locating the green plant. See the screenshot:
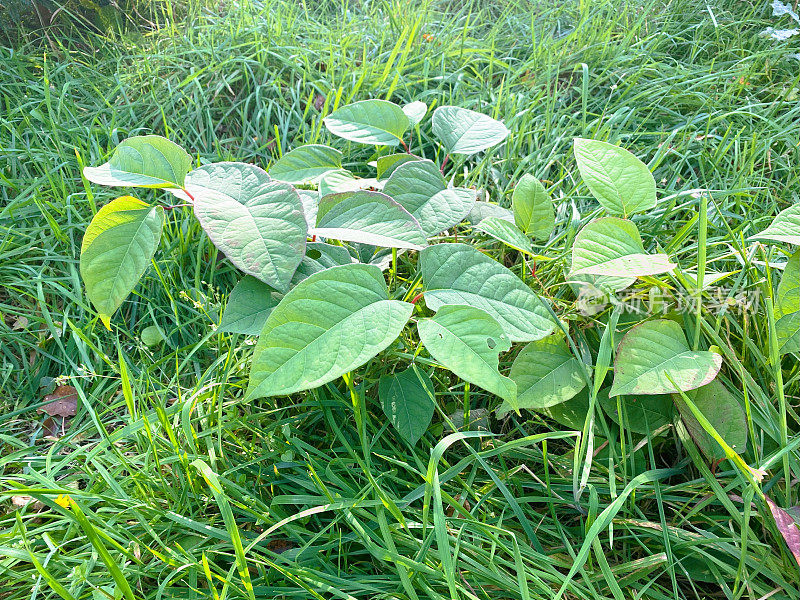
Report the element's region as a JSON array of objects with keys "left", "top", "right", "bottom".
[{"left": 79, "top": 98, "right": 769, "bottom": 474}]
